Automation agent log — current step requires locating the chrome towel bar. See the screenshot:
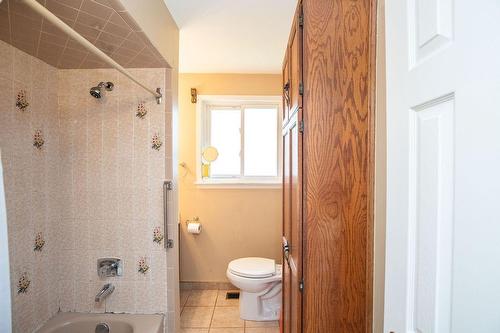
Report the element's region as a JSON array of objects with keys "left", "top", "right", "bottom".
[{"left": 163, "top": 180, "right": 174, "bottom": 249}]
